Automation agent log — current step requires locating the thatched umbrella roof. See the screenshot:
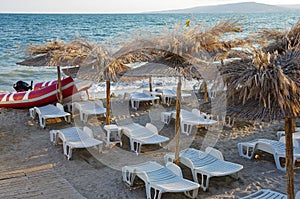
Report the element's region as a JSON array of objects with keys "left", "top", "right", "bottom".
[
  {"left": 222, "top": 49, "right": 300, "bottom": 121},
  {"left": 16, "top": 39, "right": 96, "bottom": 103},
  {"left": 17, "top": 39, "right": 95, "bottom": 67},
  {"left": 256, "top": 20, "right": 300, "bottom": 53}
]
